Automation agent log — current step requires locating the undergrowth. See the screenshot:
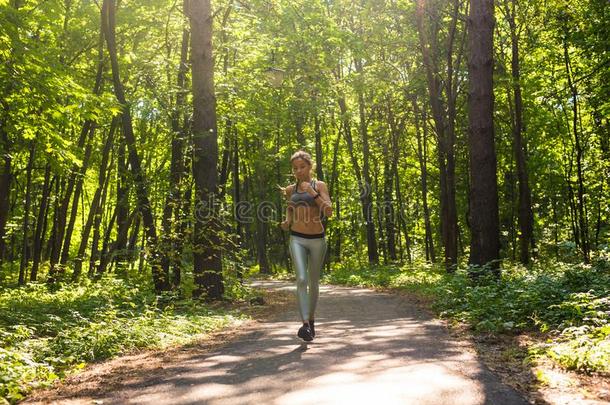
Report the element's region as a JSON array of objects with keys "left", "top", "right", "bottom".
[
  {"left": 323, "top": 256, "right": 610, "bottom": 374},
  {"left": 0, "top": 274, "right": 254, "bottom": 404}
]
